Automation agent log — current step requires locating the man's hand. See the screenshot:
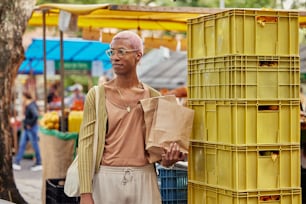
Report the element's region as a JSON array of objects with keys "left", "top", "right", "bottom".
[{"left": 160, "top": 142, "right": 186, "bottom": 167}]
